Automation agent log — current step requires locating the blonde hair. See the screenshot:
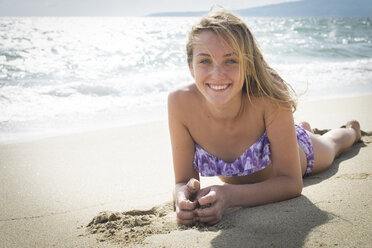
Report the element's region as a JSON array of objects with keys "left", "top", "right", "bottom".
[{"left": 186, "top": 9, "right": 297, "bottom": 112}]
